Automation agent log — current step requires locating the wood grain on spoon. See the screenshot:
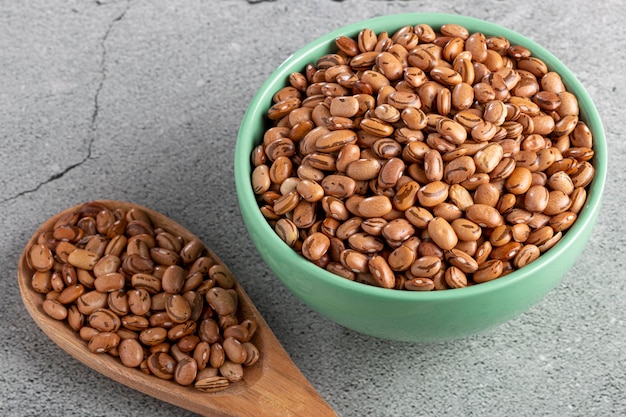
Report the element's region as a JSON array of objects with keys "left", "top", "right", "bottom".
[{"left": 18, "top": 200, "right": 338, "bottom": 417}]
